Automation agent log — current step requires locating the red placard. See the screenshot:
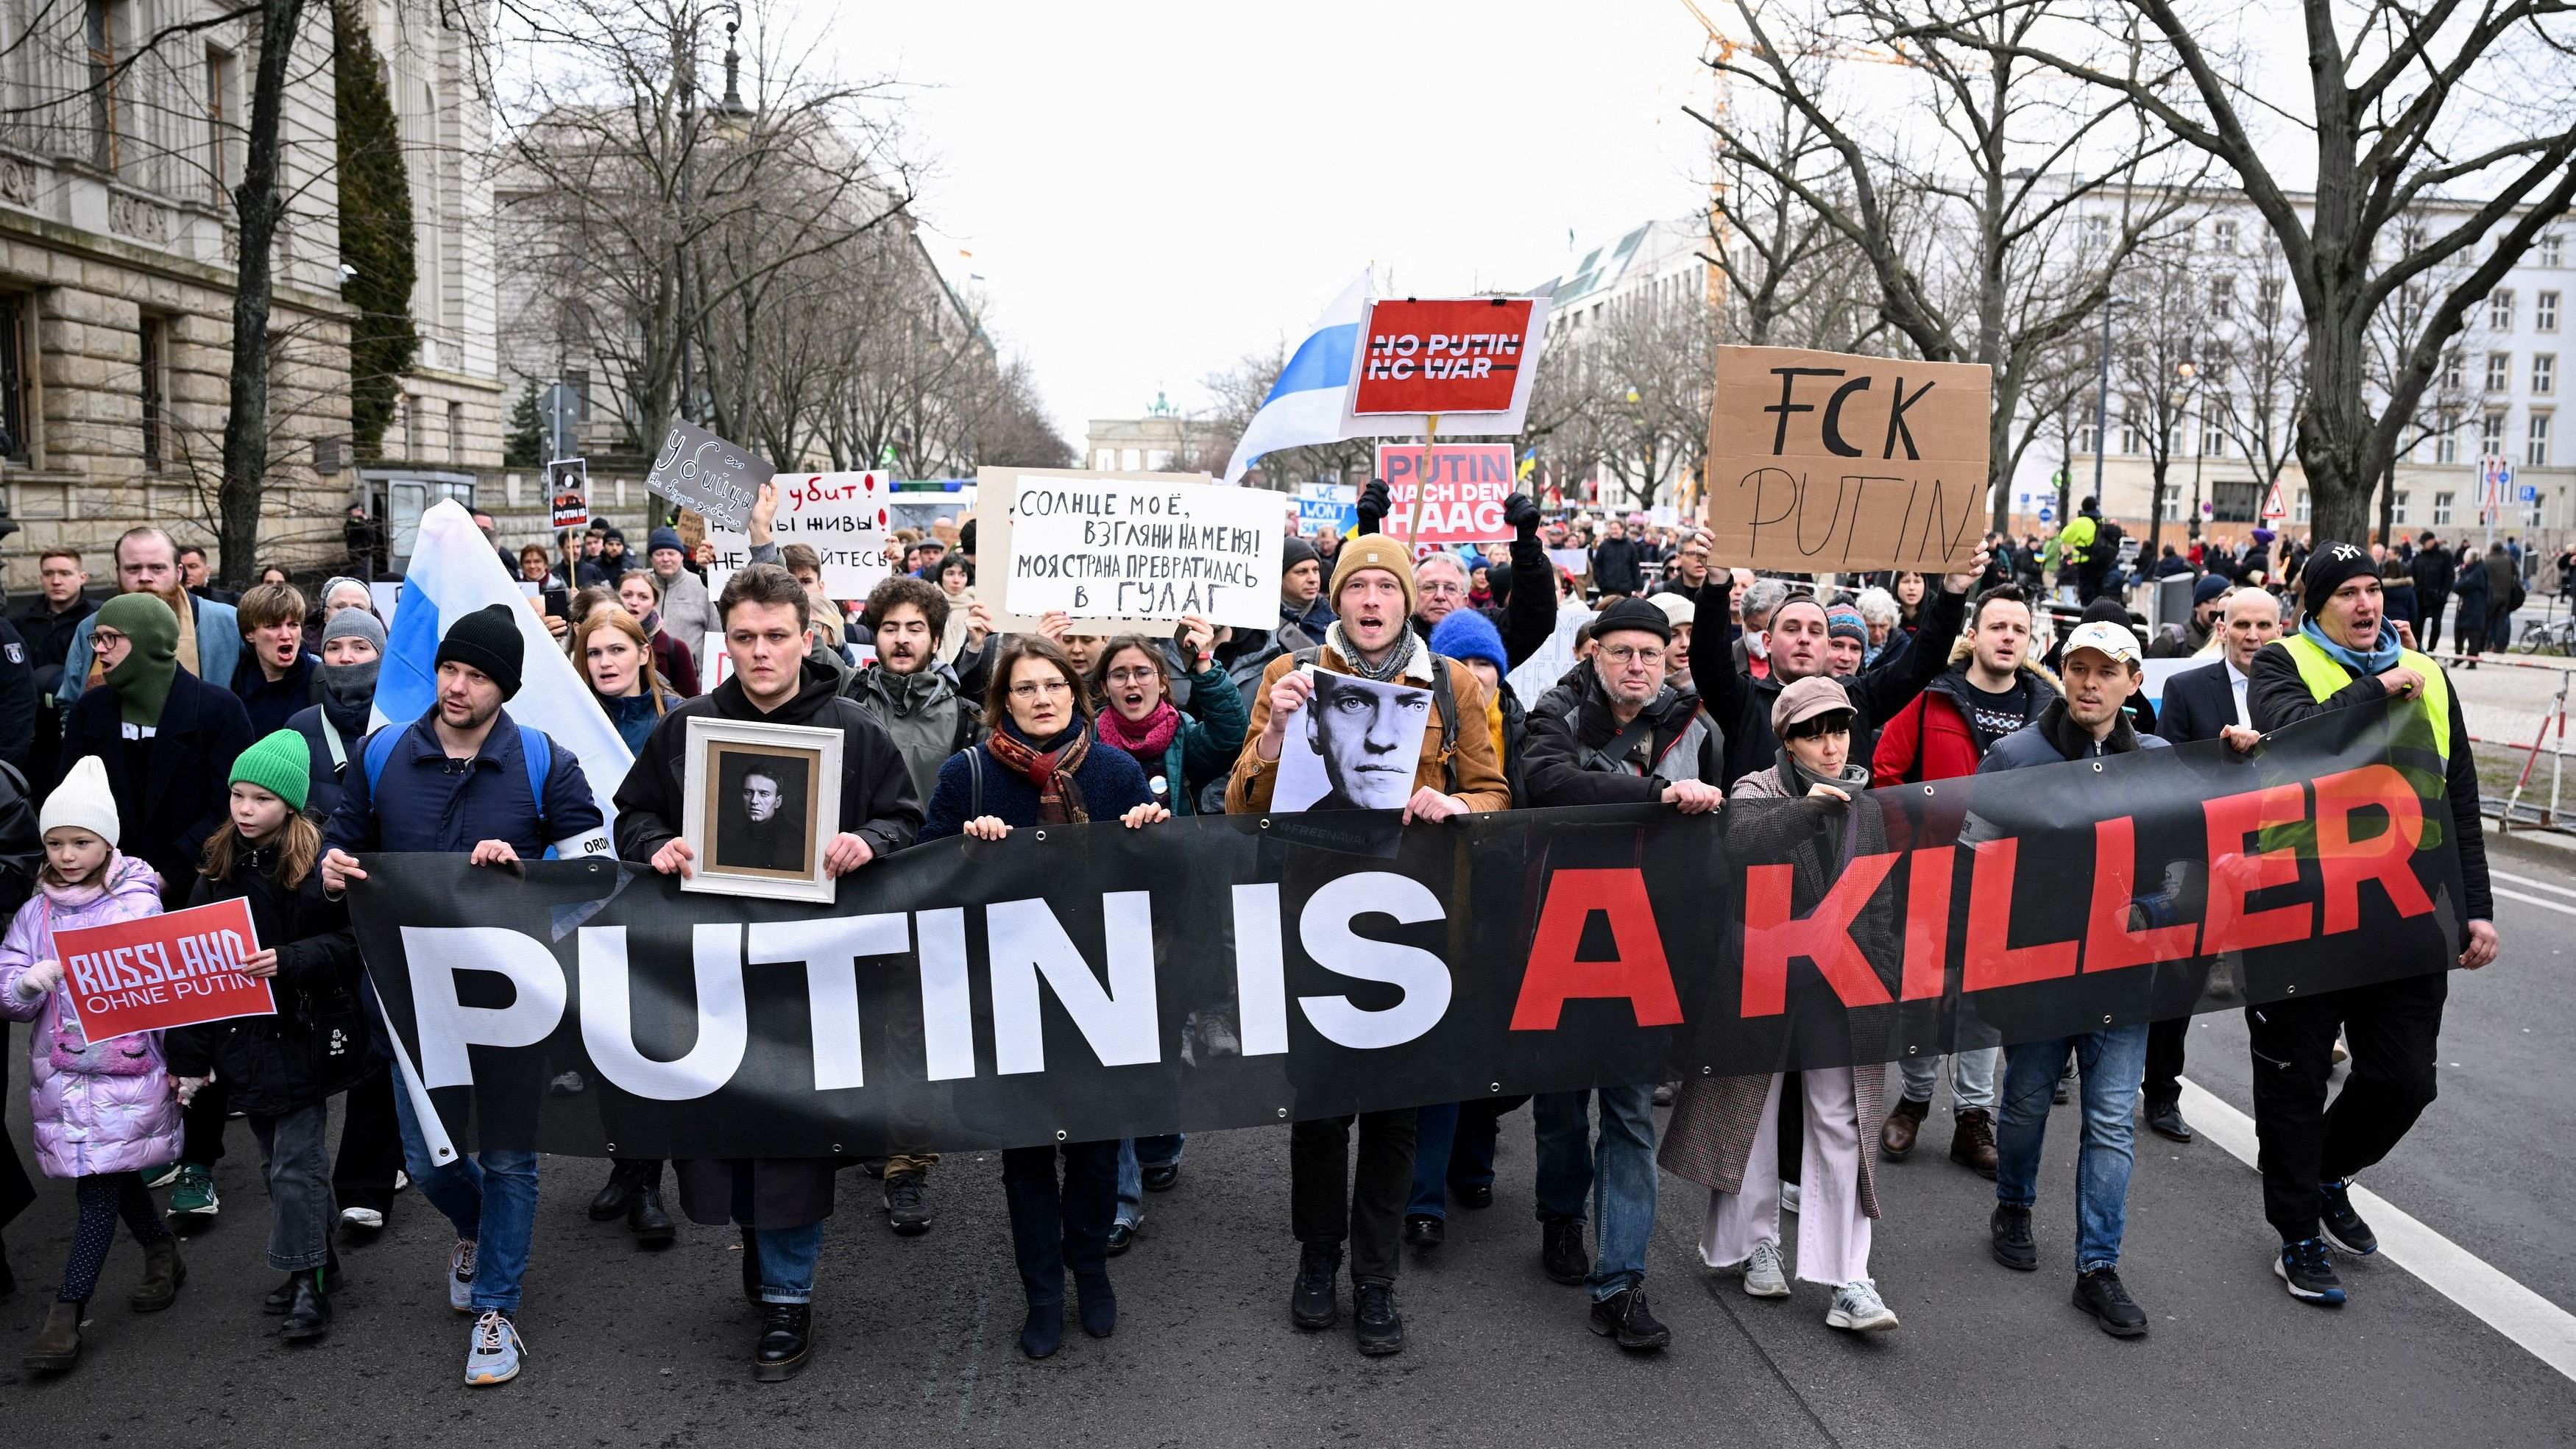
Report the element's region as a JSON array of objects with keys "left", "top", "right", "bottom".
[
  {"left": 1352, "top": 299, "right": 1537, "bottom": 415},
  {"left": 58, "top": 898, "right": 272, "bottom": 1044},
  {"left": 1374, "top": 443, "right": 1518, "bottom": 545}
]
